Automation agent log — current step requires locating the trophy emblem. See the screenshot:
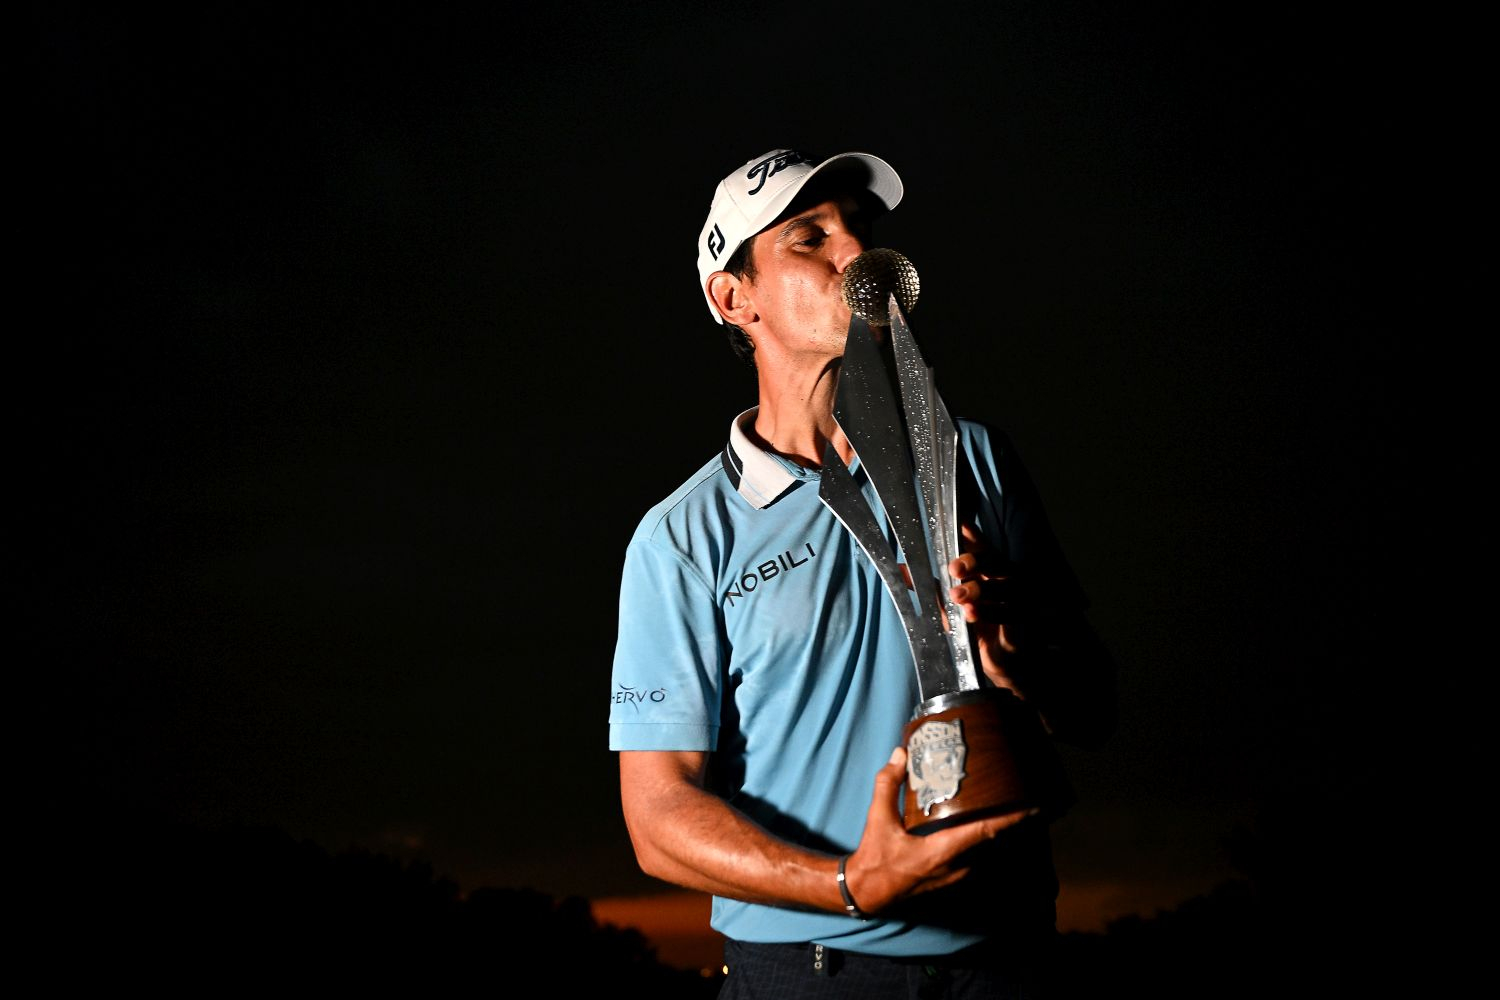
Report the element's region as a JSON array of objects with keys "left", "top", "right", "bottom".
[
  {"left": 818, "top": 249, "right": 1074, "bottom": 834},
  {"left": 907, "top": 718, "right": 967, "bottom": 815}
]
